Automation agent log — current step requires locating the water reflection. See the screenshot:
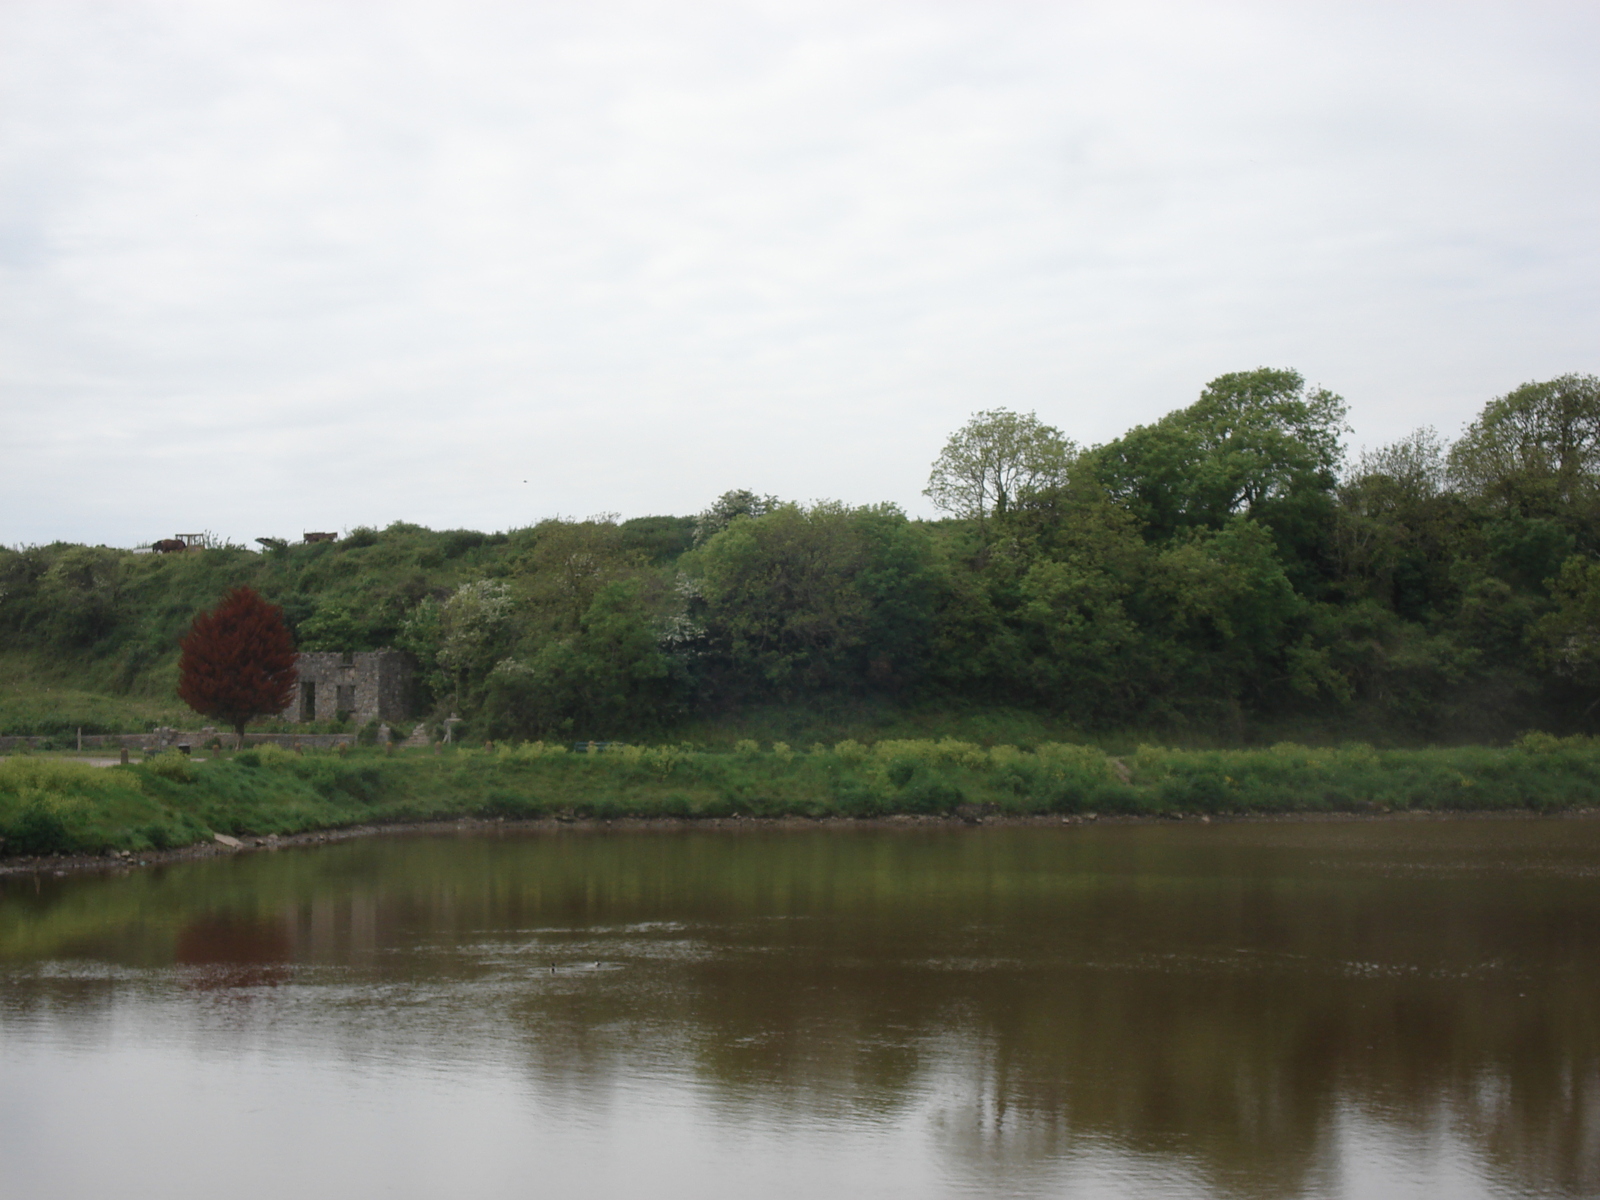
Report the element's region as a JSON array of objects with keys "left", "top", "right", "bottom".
[{"left": 2, "top": 821, "right": 1598, "bottom": 1199}]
